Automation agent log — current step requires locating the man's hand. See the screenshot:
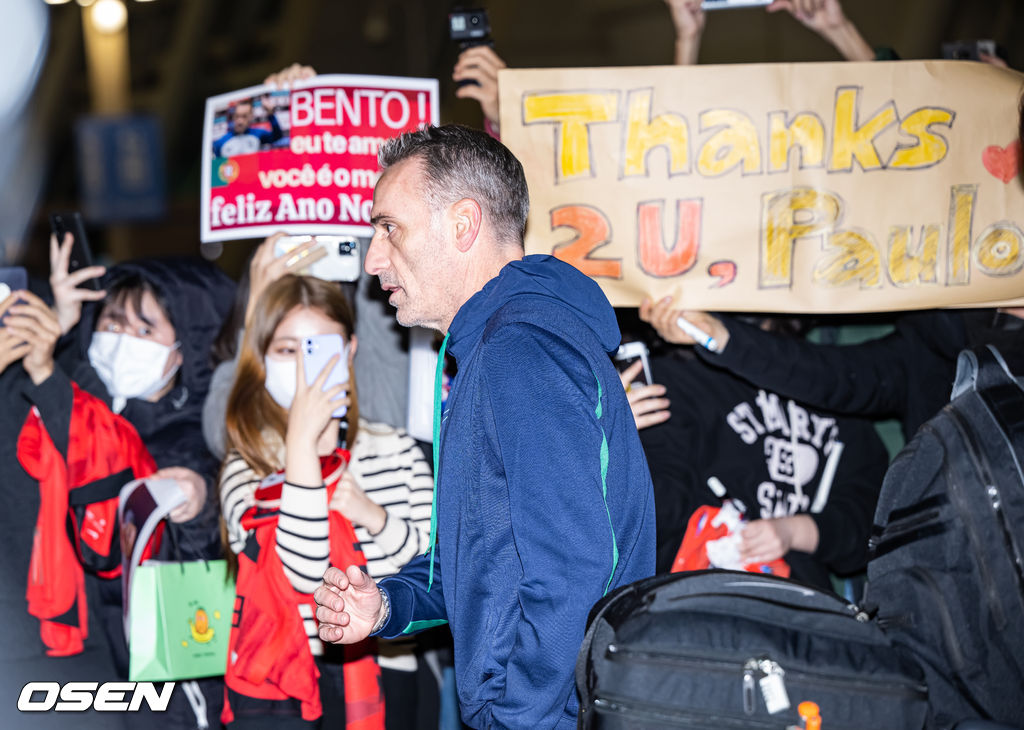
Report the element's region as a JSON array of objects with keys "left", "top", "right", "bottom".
[
  {"left": 639, "top": 296, "right": 730, "bottom": 351},
  {"left": 314, "top": 565, "right": 385, "bottom": 644},
  {"left": 153, "top": 466, "right": 208, "bottom": 523},
  {"left": 452, "top": 46, "right": 506, "bottom": 132},
  {"left": 664, "top": 0, "right": 705, "bottom": 65},
  {"left": 766, "top": 0, "right": 874, "bottom": 62},
  {"left": 3, "top": 291, "right": 61, "bottom": 385},
  {"left": 0, "top": 294, "right": 30, "bottom": 374},
  {"left": 49, "top": 232, "right": 106, "bottom": 336},
  {"left": 618, "top": 359, "right": 670, "bottom": 431},
  {"left": 740, "top": 515, "right": 819, "bottom": 564}
]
